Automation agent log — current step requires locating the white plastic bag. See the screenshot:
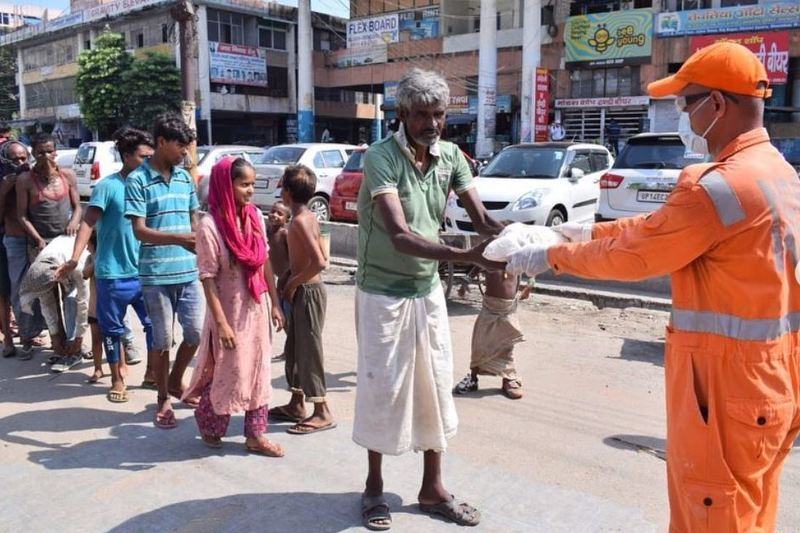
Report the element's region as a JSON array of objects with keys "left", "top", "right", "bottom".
[{"left": 482, "top": 223, "right": 567, "bottom": 262}]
